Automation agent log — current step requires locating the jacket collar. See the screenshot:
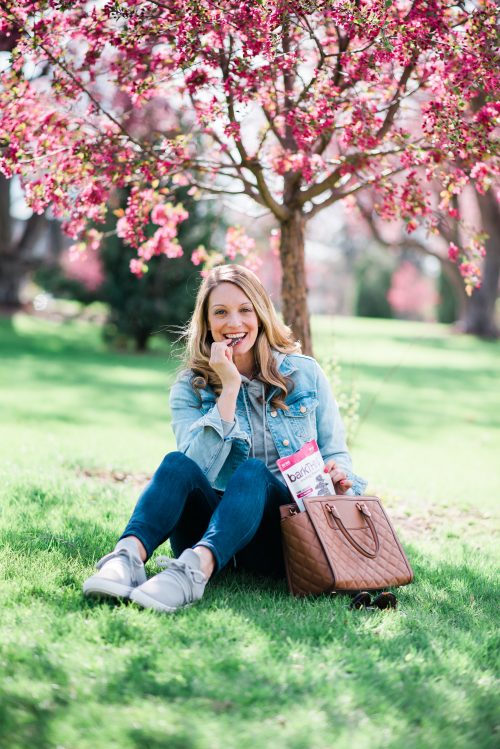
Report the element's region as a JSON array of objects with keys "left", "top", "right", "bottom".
[
  {"left": 272, "top": 349, "right": 298, "bottom": 376},
  {"left": 265, "top": 349, "right": 298, "bottom": 401}
]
